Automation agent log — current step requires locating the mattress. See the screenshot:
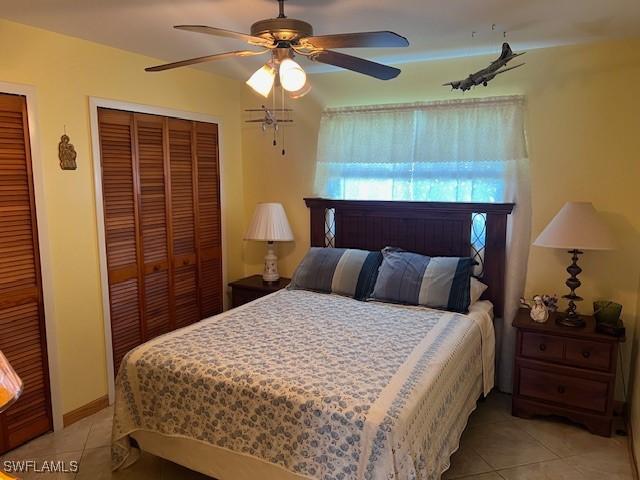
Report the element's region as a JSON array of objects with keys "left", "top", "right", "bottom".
[{"left": 112, "top": 290, "right": 494, "bottom": 480}]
